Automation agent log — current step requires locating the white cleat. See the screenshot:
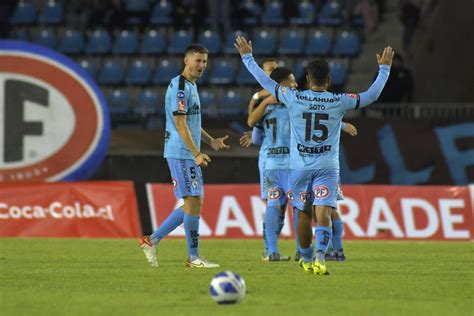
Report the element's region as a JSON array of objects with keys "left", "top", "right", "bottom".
[
  {"left": 139, "top": 236, "right": 158, "bottom": 268},
  {"left": 185, "top": 256, "right": 220, "bottom": 268}
]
